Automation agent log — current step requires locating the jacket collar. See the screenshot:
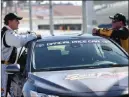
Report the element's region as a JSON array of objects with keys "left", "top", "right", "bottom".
[{"left": 5, "top": 25, "right": 13, "bottom": 31}]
